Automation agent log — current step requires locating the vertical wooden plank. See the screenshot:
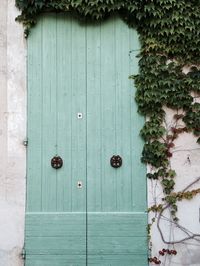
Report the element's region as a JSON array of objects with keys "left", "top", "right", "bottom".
[
  {"left": 87, "top": 16, "right": 147, "bottom": 265},
  {"left": 71, "top": 20, "right": 87, "bottom": 212},
  {"left": 41, "top": 14, "right": 57, "bottom": 211},
  {"left": 26, "top": 14, "right": 87, "bottom": 265},
  {"left": 86, "top": 22, "right": 102, "bottom": 212},
  {"left": 129, "top": 31, "right": 147, "bottom": 212},
  {"left": 115, "top": 17, "right": 133, "bottom": 211},
  {"left": 100, "top": 18, "right": 117, "bottom": 211},
  {"left": 27, "top": 19, "right": 43, "bottom": 211},
  {"left": 56, "top": 14, "right": 73, "bottom": 212},
  {"left": 86, "top": 16, "right": 146, "bottom": 213}
]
